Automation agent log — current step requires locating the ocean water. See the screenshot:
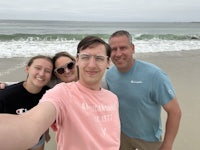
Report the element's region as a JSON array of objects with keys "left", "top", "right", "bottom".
[{"left": 0, "top": 20, "right": 200, "bottom": 58}]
